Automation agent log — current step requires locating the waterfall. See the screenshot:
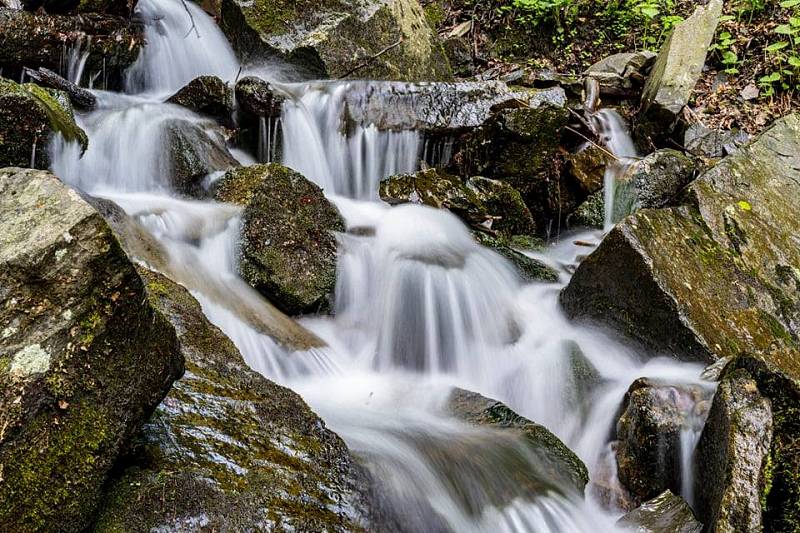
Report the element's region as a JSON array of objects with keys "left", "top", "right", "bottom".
[
  {"left": 589, "top": 109, "right": 638, "bottom": 230},
  {"left": 280, "top": 82, "right": 421, "bottom": 199},
  {"left": 64, "top": 36, "right": 92, "bottom": 87},
  {"left": 45, "top": 0, "right": 716, "bottom": 529}
]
